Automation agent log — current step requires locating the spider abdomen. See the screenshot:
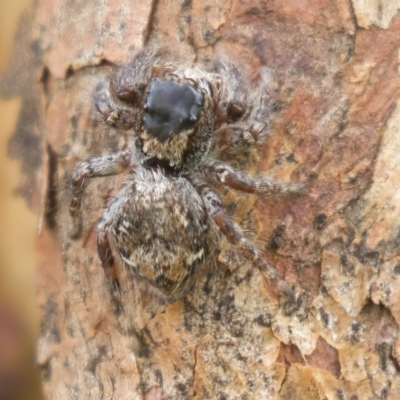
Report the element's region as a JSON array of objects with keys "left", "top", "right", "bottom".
[{"left": 106, "top": 169, "right": 215, "bottom": 298}]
